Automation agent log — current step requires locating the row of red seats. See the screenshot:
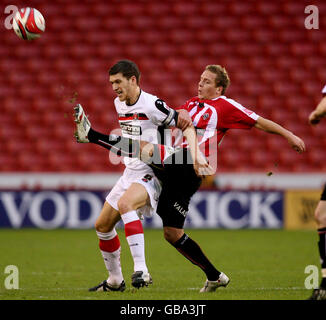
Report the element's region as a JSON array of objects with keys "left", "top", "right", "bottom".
[
  {"left": 0, "top": 0, "right": 324, "bottom": 173},
  {"left": 35, "top": 1, "right": 326, "bottom": 18}
]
